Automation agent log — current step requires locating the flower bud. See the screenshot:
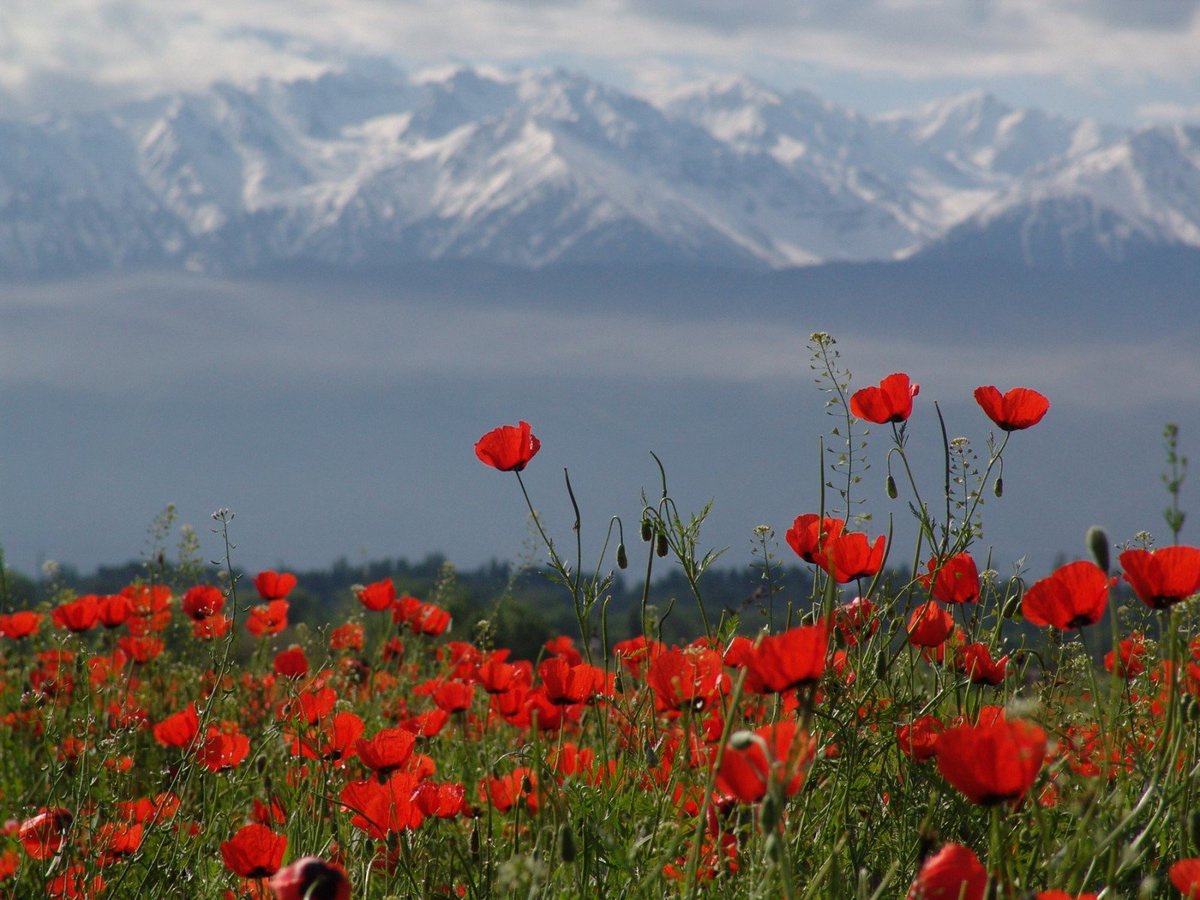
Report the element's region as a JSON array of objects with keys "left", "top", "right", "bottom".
[
  {"left": 559, "top": 823, "right": 577, "bottom": 863},
  {"left": 616, "top": 543, "right": 628, "bottom": 570},
  {"left": 885, "top": 475, "right": 898, "bottom": 499},
  {"left": 1086, "top": 526, "right": 1110, "bottom": 574},
  {"left": 655, "top": 533, "right": 669, "bottom": 558},
  {"left": 640, "top": 520, "right": 653, "bottom": 543},
  {"left": 993, "top": 477, "right": 1004, "bottom": 497}
]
